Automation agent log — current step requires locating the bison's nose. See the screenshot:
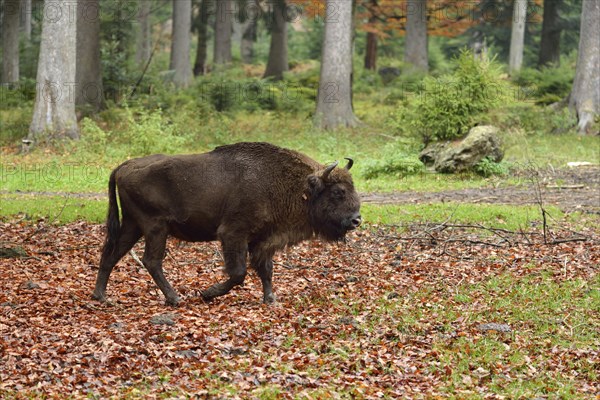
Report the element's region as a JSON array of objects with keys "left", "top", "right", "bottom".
[{"left": 349, "top": 213, "right": 362, "bottom": 229}]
